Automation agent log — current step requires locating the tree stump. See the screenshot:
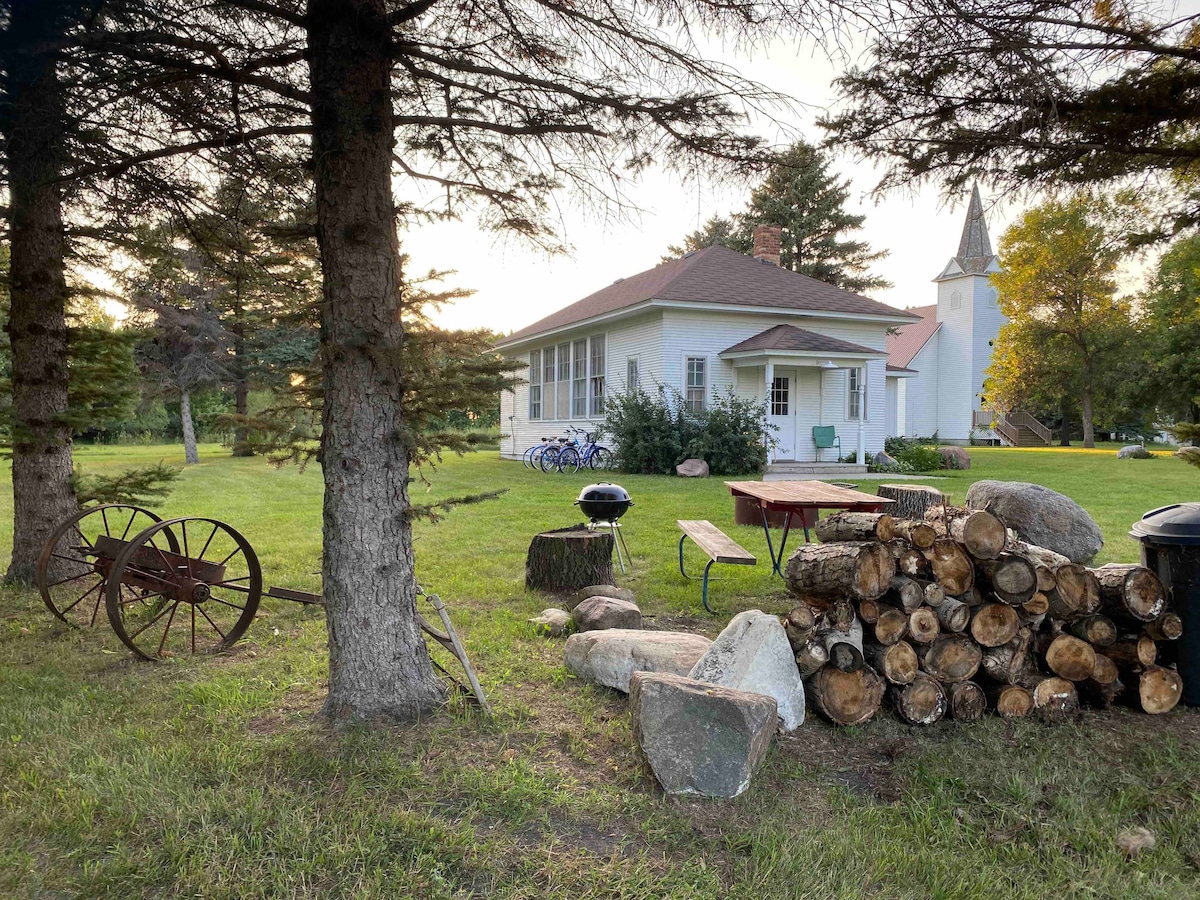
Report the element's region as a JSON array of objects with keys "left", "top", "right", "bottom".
[
  {"left": 876, "top": 484, "right": 946, "bottom": 519},
  {"left": 526, "top": 526, "right": 615, "bottom": 593}
]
